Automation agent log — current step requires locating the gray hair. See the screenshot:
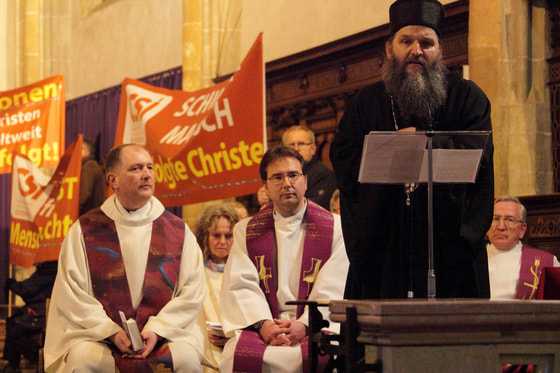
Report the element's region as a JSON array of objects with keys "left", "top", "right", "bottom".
[
  {"left": 494, "top": 195, "right": 527, "bottom": 223},
  {"left": 281, "top": 125, "right": 316, "bottom": 146}
]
